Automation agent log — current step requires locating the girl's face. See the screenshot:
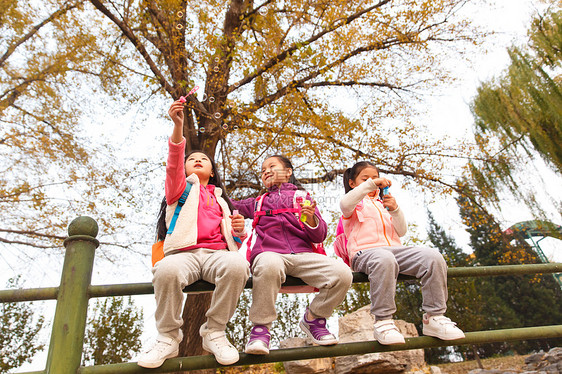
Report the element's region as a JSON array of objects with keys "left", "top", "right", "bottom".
[
  {"left": 261, "top": 157, "right": 292, "bottom": 188},
  {"left": 185, "top": 152, "right": 213, "bottom": 185},
  {"left": 349, "top": 166, "right": 379, "bottom": 196}
]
